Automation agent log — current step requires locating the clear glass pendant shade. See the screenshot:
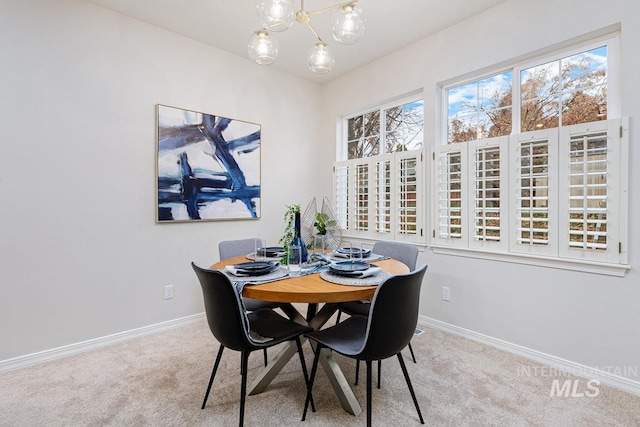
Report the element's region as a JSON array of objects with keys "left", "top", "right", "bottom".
[
  {"left": 257, "top": 0, "right": 296, "bottom": 32},
  {"left": 248, "top": 30, "right": 279, "bottom": 65},
  {"left": 307, "top": 42, "right": 335, "bottom": 74},
  {"left": 331, "top": 3, "right": 365, "bottom": 45}
]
